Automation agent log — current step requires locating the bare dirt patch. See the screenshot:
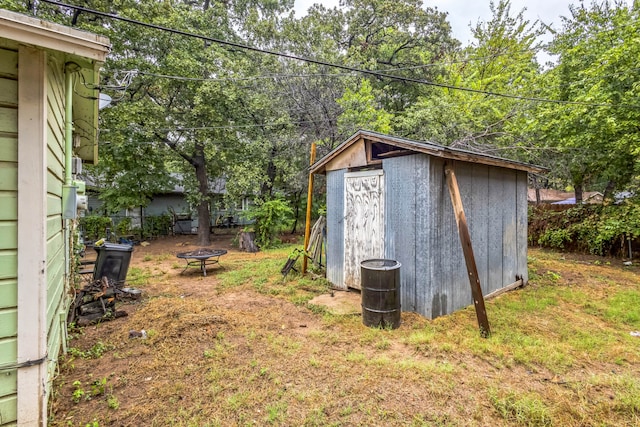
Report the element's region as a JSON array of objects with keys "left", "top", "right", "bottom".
[{"left": 50, "top": 240, "right": 640, "bottom": 426}]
